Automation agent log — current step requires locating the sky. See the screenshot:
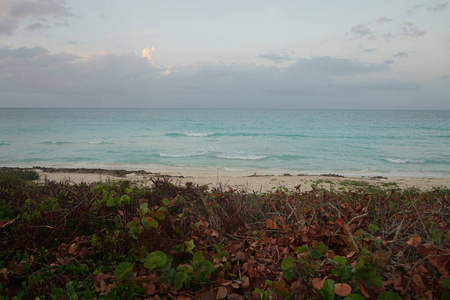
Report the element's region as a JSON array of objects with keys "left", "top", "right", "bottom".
[{"left": 0, "top": 0, "right": 449, "bottom": 109}]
